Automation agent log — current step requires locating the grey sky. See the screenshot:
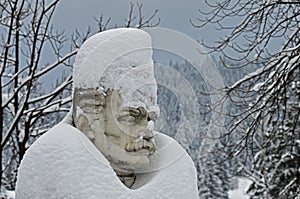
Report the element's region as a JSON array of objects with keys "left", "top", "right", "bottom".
[
  {"left": 52, "top": 0, "right": 220, "bottom": 44},
  {"left": 44, "top": 0, "right": 226, "bottom": 88}
]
